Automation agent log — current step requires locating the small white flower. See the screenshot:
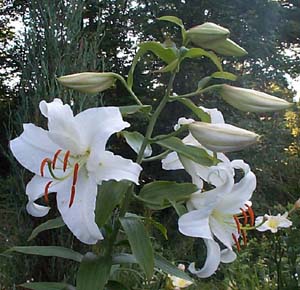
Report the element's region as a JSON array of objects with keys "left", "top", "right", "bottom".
[
  {"left": 168, "top": 264, "right": 193, "bottom": 289},
  {"left": 10, "top": 99, "right": 142, "bottom": 244},
  {"left": 255, "top": 212, "right": 292, "bottom": 233}
]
